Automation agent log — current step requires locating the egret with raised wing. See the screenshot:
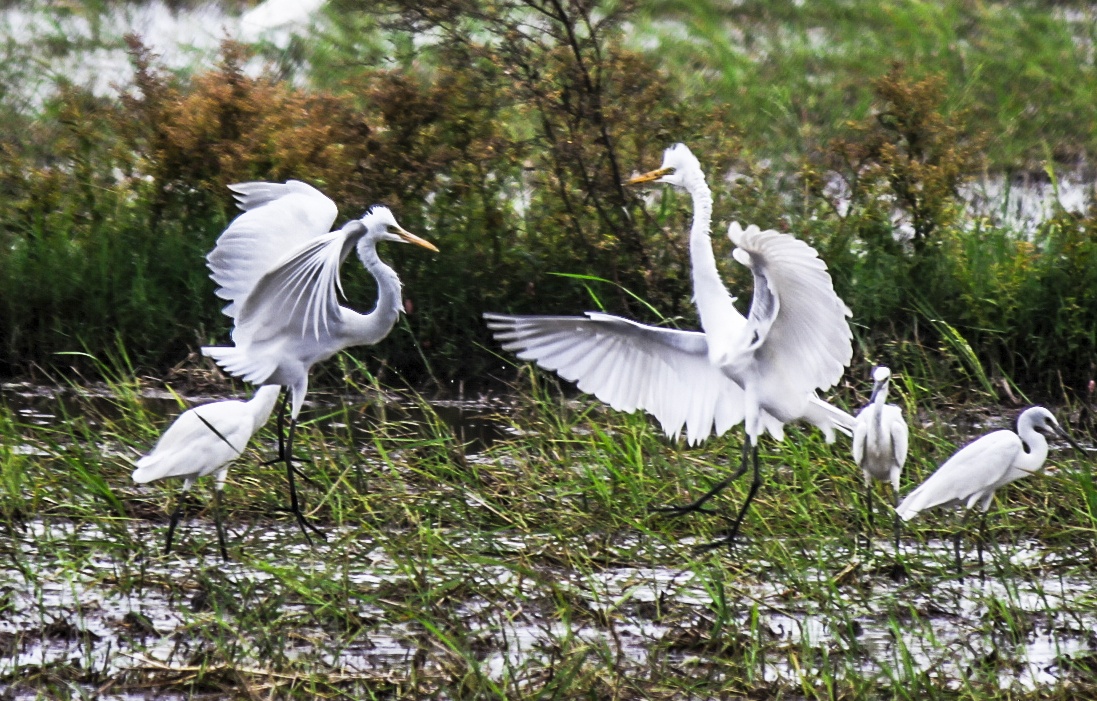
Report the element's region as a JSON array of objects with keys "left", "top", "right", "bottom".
[
  {"left": 133, "top": 385, "right": 281, "bottom": 560},
  {"left": 852, "top": 366, "right": 908, "bottom": 550},
  {"left": 896, "top": 406, "right": 1085, "bottom": 574},
  {"left": 485, "top": 144, "right": 855, "bottom": 549},
  {"left": 202, "top": 181, "right": 438, "bottom": 541}
]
